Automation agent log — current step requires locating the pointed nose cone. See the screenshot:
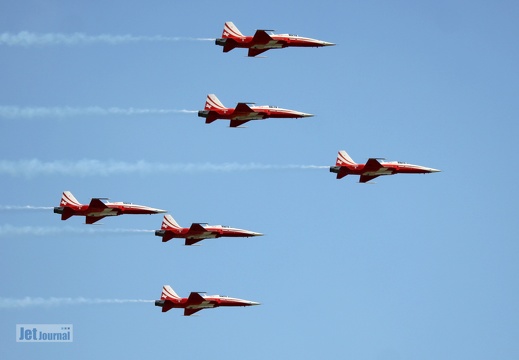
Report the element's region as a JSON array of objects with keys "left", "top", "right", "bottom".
[
  {"left": 249, "top": 301, "right": 261, "bottom": 306},
  {"left": 321, "top": 41, "right": 336, "bottom": 46},
  {"left": 251, "top": 232, "right": 264, "bottom": 237},
  {"left": 428, "top": 168, "right": 441, "bottom": 173},
  {"left": 301, "top": 112, "right": 314, "bottom": 118},
  {"left": 154, "top": 208, "right": 168, "bottom": 214}
]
